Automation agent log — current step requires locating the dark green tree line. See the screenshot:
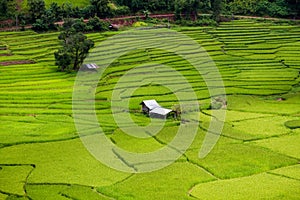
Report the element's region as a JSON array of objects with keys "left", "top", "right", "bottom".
[
  {"left": 1, "top": 0, "right": 299, "bottom": 30},
  {"left": 27, "top": 0, "right": 46, "bottom": 22},
  {"left": 0, "top": 0, "right": 18, "bottom": 20},
  {"left": 227, "top": 0, "right": 299, "bottom": 18},
  {"left": 211, "top": 0, "right": 222, "bottom": 21}
]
